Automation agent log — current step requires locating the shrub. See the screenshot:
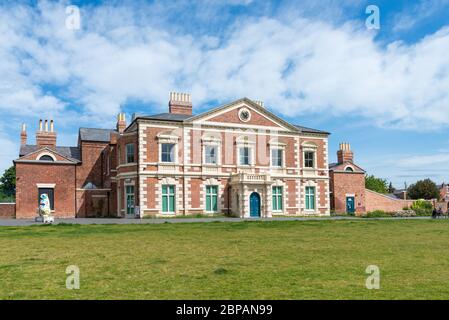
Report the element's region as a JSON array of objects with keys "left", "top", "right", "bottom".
[
  {"left": 365, "top": 210, "right": 392, "bottom": 218},
  {"left": 411, "top": 200, "right": 432, "bottom": 210},
  {"left": 410, "top": 200, "right": 432, "bottom": 216},
  {"left": 413, "top": 208, "right": 432, "bottom": 216}
]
